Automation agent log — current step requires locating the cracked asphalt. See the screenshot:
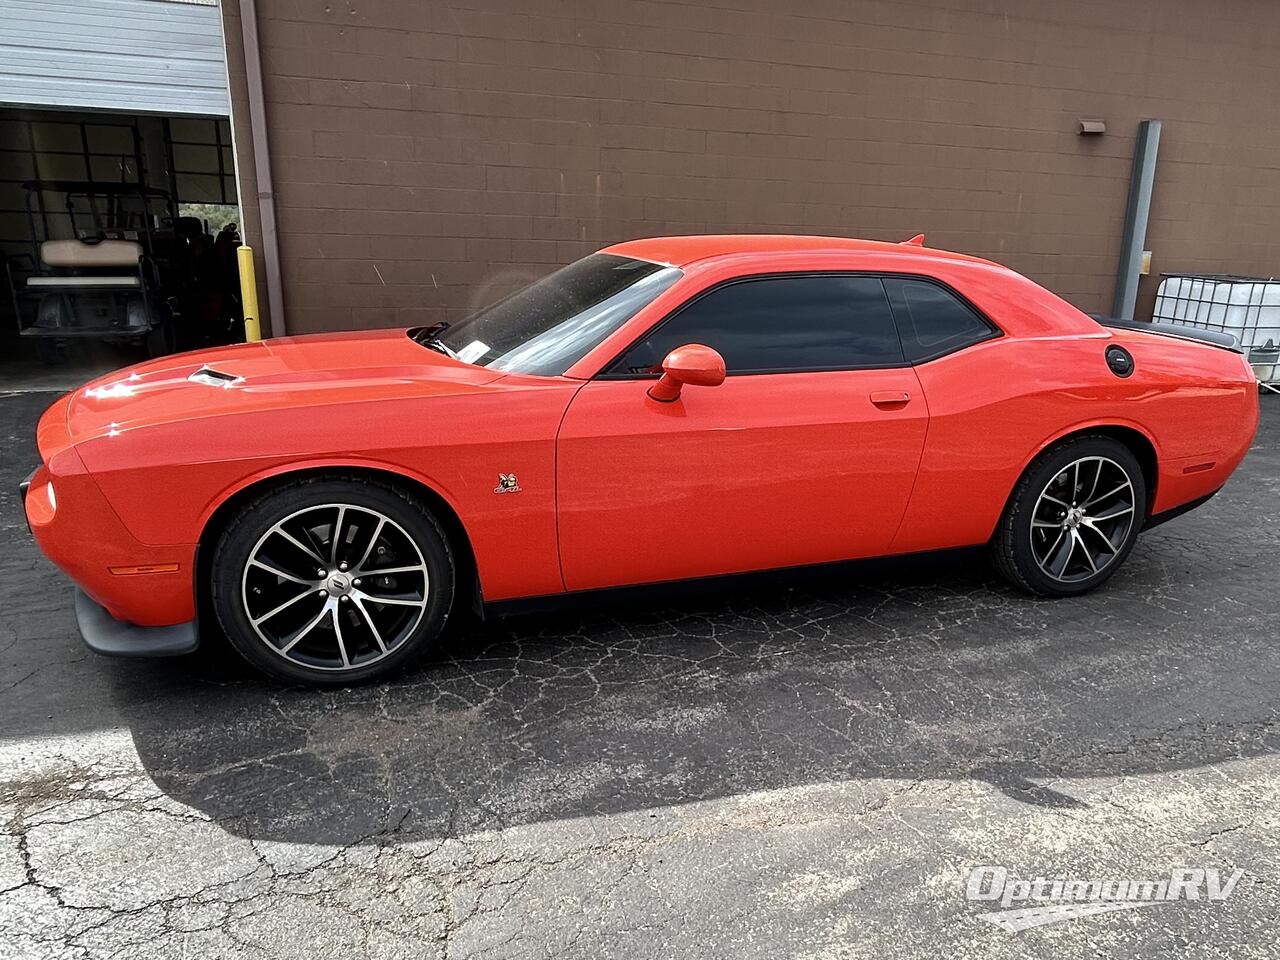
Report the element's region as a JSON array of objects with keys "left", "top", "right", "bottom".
[{"left": 1, "top": 388, "right": 1277, "bottom": 958}]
